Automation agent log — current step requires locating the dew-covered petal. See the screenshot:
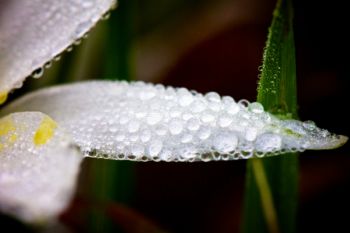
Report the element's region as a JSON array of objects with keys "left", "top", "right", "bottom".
[
  {"left": 1, "top": 81, "right": 347, "bottom": 161},
  {"left": 0, "top": 0, "right": 117, "bottom": 100},
  {"left": 0, "top": 112, "right": 83, "bottom": 223}
]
